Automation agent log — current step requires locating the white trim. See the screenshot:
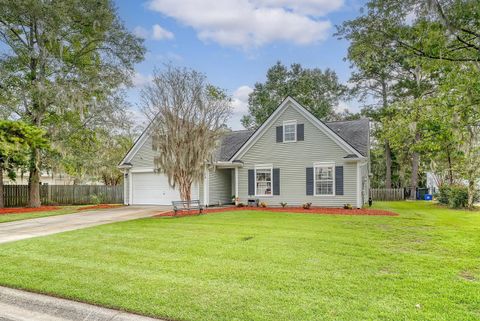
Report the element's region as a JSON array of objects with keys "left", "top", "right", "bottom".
[
  {"left": 283, "top": 120, "right": 297, "bottom": 143},
  {"left": 123, "top": 171, "right": 129, "bottom": 205},
  {"left": 118, "top": 123, "right": 153, "bottom": 166},
  {"left": 356, "top": 162, "right": 362, "bottom": 208},
  {"left": 203, "top": 167, "right": 209, "bottom": 206},
  {"left": 254, "top": 165, "right": 273, "bottom": 197},
  {"left": 130, "top": 168, "right": 155, "bottom": 173},
  {"left": 313, "top": 162, "right": 335, "bottom": 197},
  {"left": 230, "top": 97, "right": 364, "bottom": 161},
  {"left": 234, "top": 167, "right": 239, "bottom": 205},
  {"left": 128, "top": 169, "right": 133, "bottom": 205}
]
